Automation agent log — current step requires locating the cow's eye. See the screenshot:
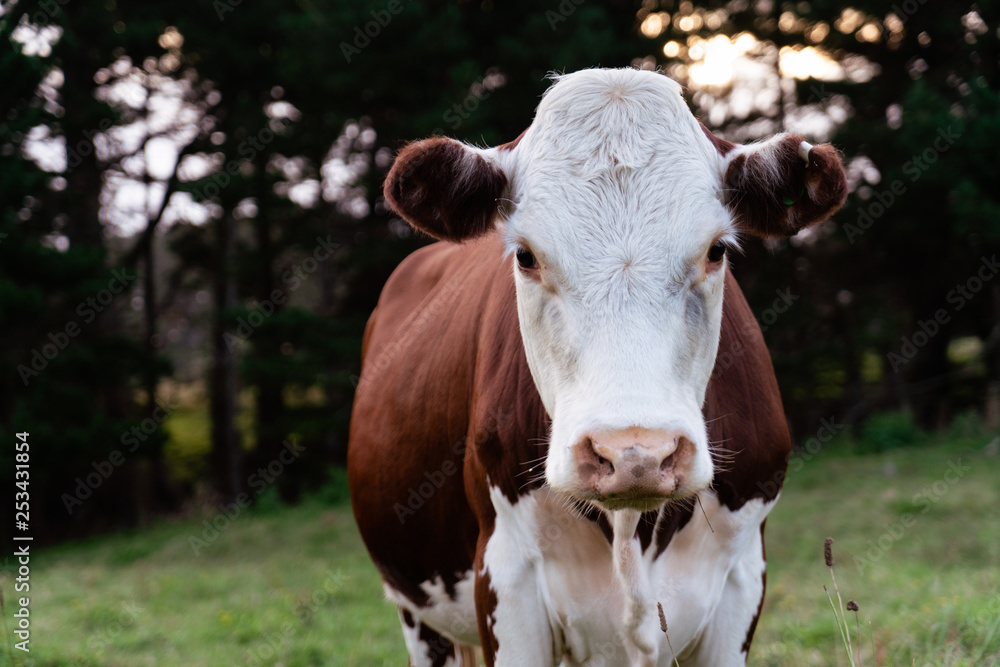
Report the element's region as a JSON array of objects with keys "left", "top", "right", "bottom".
[
  {"left": 516, "top": 247, "right": 538, "bottom": 271},
  {"left": 707, "top": 241, "right": 726, "bottom": 263}
]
